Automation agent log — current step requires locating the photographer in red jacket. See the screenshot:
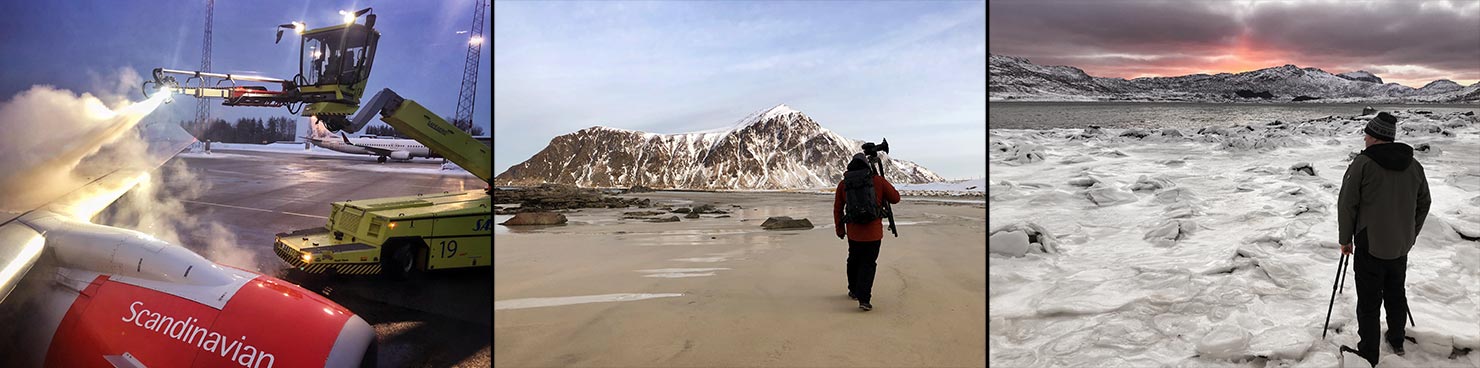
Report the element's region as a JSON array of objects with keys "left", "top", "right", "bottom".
[{"left": 833, "top": 153, "right": 900, "bottom": 312}]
